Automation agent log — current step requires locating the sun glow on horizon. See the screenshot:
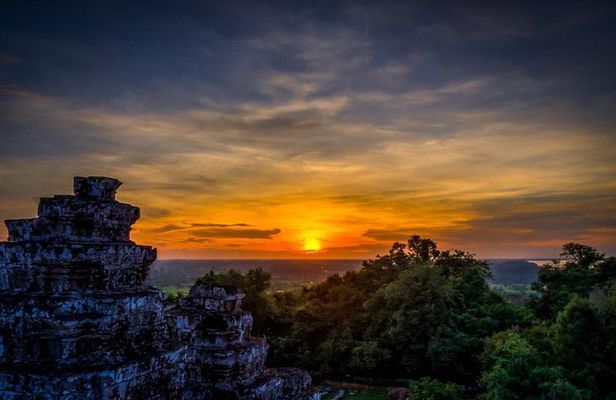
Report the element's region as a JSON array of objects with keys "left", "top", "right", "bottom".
[{"left": 303, "top": 237, "right": 322, "bottom": 252}]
